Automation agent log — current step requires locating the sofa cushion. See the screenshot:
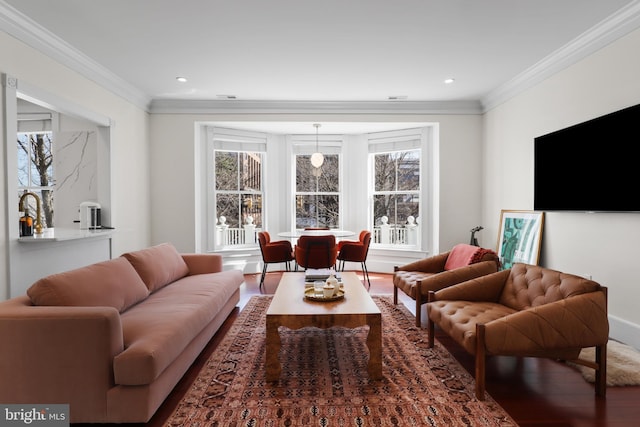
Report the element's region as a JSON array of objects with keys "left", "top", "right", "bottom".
[
  {"left": 427, "top": 300, "right": 517, "bottom": 354},
  {"left": 113, "top": 270, "right": 243, "bottom": 385},
  {"left": 27, "top": 257, "right": 149, "bottom": 313},
  {"left": 122, "top": 243, "right": 189, "bottom": 292}
]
